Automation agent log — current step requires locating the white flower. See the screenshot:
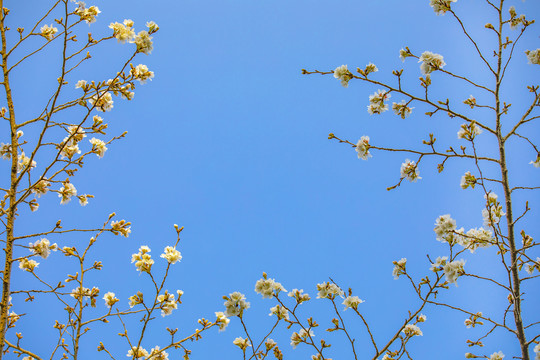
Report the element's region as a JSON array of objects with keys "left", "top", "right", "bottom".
[
  {"left": 40, "top": 24, "right": 57, "bottom": 40},
  {"left": 157, "top": 291, "right": 177, "bottom": 316},
  {"left": 265, "top": 339, "right": 277, "bottom": 350},
  {"left": 160, "top": 246, "right": 182, "bottom": 264},
  {"left": 433, "top": 214, "right": 456, "bottom": 242},
  {"left": 392, "top": 100, "right": 414, "bottom": 119},
  {"left": 255, "top": 277, "right": 286, "bottom": 298},
  {"left": 109, "top": 20, "right": 135, "bottom": 43},
  {"left": 0, "top": 143, "right": 11, "bottom": 159},
  {"left": 534, "top": 344, "right": 540, "bottom": 360},
  {"left": 460, "top": 171, "right": 477, "bottom": 189},
  {"left": 419, "top": 51, "right": 446, "bottom": 74},
  {"left": 89, "top": 137, "right": 107, "bottom": 158},
  {"left": 131, "top": 246, "right": 154, "bottom": 273},
  {"left": 58, "top": 182, "right": 77, "bottom": 204},
  {"left": 148, "top": 346, "right": 169, "bottom": 360},
  {"left": 457, "top": 122, "right": 482, "bottom": 140},
  {"left": 131, "top": 64, "right": 154, "bottom": 84},
  {"left": 233, "top": 337, "right": 251, "bottom": 350},
  {"left": 489, "top": 351, "right": 505, "bottom": 360},
  {"left": 29, "top": 238, "right": 57, "bottom": 259},
  {"left": 393, "top": 258, "right": 407, "bottom": 279},
  {"left": 89, "top": 92, "right": 114, "bottom": 112},
  {"left": 463, "top": 95, "right": 476, "bottom": 108},
  {"left": 430, "top": 256, "right": 448, "bottom": 272},
  {"left": 316, "top": 282, "right": 343, "bottom": 299},
  {"left": 364, "top": 62, "right": 378, "bottom": 75},
  {"left": 530, "top": 154, "right": 540, "bottom": 168},
  {"left": 134, "top": 31, "right": 153, "bottom": 54},
  {"left": 269, "top": 304, "right": 289, "bottom": 320},
  {"left": 19, "top": 258, "right": 39, "bottom": 272},
  {"left": 290, "top": 329, "right": 314, "bottom": 349},
  {"left": 288, "top": 288, "right": 310, "bottom": 303},
  {"left": 367, "top": 89, "right": 391, "bottom": 115},
  {"left": 70, "top": 286, "right": 98, "bottom": 300},
  {"left": 356, "top": 136, "right": 372, "bottom": 160},
  {"left": 342, "top": 295, "right": 364, "bottom": 310},
  {"left": 402, "top": 323, "right": 423, "bottom": 336},
  {"left": 399, "top": 48, "right": 412, "bottom": 62},
  {"left": 400, "top": 159, "right": 421, "bottom": 182},
  {"left": 224, "top": 292, "right": 250, "bottom": 317},
  {"left": 430, "top": 0, "right": 457, "bottom": 15},
  {"left": 333, "top": 65, "right": 353, "bottom": 87},
  {"left": 146, "top": 21, "right": 159, "bottom": 34},
  {"left": 482, "top": 194, "right": 505, "bottom": 227},
  {"left": 32, "top": 178, "right": 51, "bottom": 197},
  {"left": 215, "top": 311, "right": 230, "bottom": 331},
  {"left": 460, "top": 227, "right": 494, "bottom": 253},
  {"left": 103, "top": 292, "right": 119, "bottom": 308},
  {"left": 443, "top": 259, "right": 466, "bottom": 285},
  {"left": 526, "top": 49, "right": 540, "bottom": 65},
  {"left": 111, "top": 220, "right": 131, "bottom": 237},
  {"left": 127, "top": 346, "right": 149, "bottom": 359},
  {"left": 417, "top": 314, "right": 427, "bottom": 322},
  {"left": 74, "top": 2, "right": 100, "bottom": 24},
  {"left": 17, "top": 152, "right": 36, "bottom": 173}
]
